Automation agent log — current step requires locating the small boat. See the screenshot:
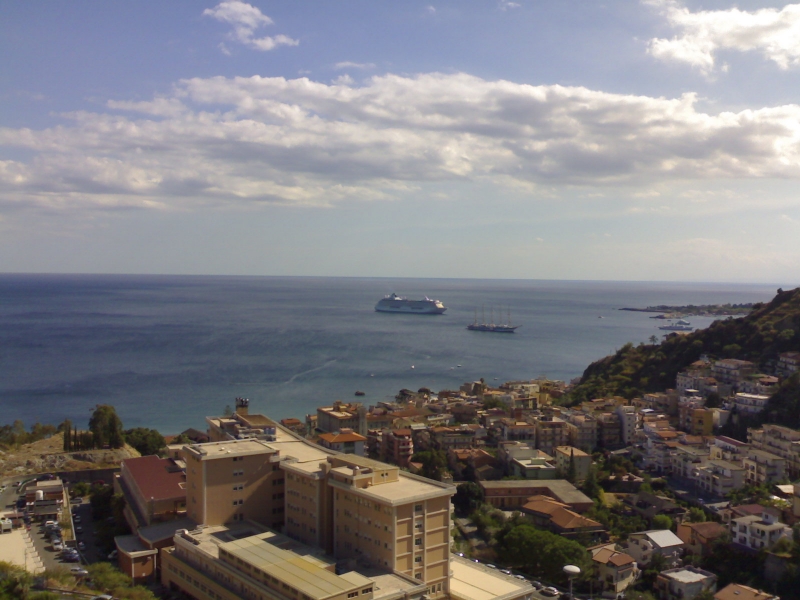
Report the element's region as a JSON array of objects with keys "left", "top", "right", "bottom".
[{"left": 354, "top": 390, "right": 365, "bottom": 396}]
